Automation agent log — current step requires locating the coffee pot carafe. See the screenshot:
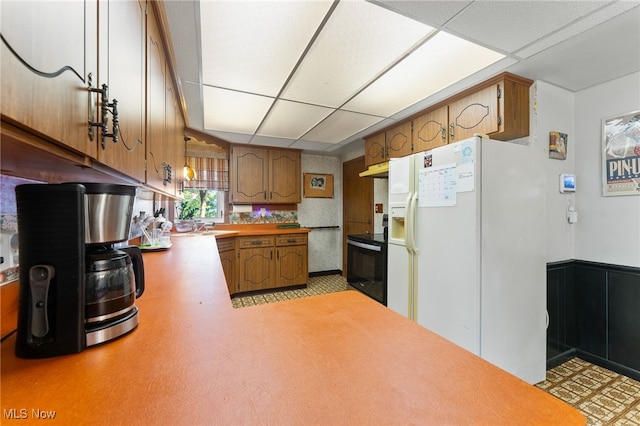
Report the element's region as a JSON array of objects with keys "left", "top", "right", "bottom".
[{"left": 15, "top": 183, "right": 144, "bottom": 358}]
